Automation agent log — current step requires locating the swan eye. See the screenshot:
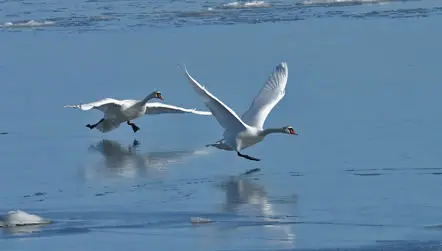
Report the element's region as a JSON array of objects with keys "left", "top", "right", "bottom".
[{"left": 155, "top": 92, "right": 164, "bottom": 100}]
